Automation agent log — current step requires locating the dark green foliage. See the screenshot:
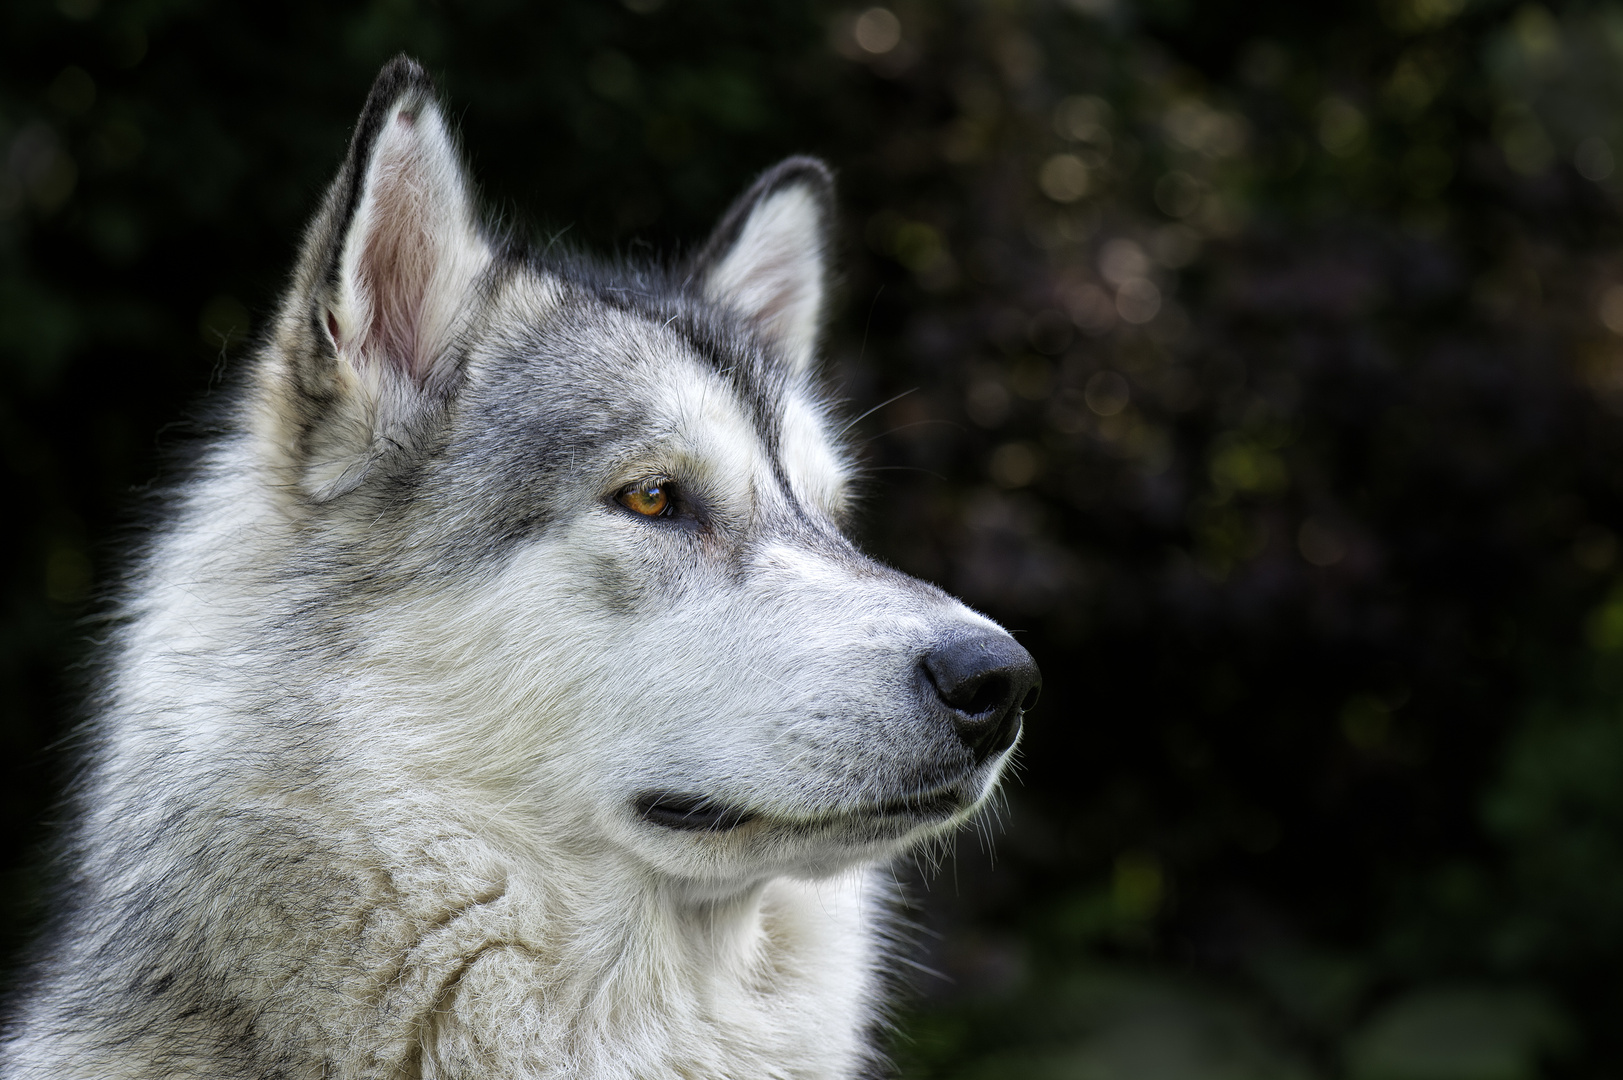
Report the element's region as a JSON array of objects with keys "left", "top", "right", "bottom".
[{"left": 5, "top": 0, "right": 1623, "bottom": 1075}]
